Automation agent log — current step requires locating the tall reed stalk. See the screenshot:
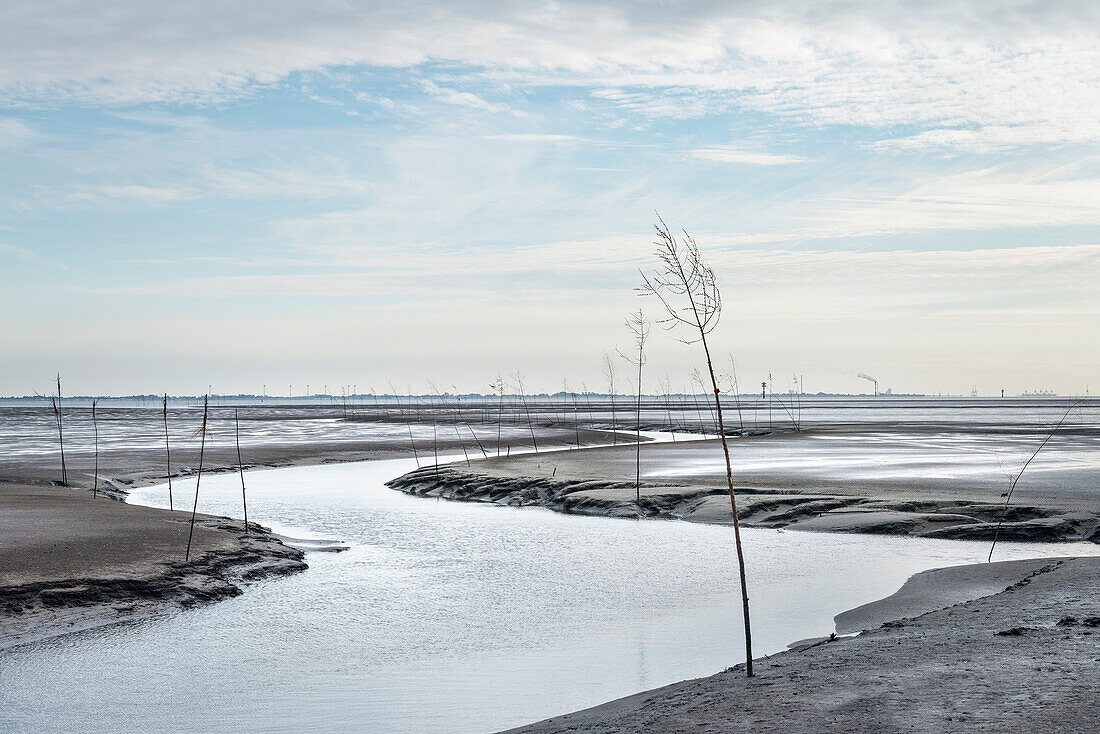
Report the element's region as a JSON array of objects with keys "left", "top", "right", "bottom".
[
  {"left": 602, "top": 353, "right": 618, "bottom": 444},
  {"left": 660, "top": 376, "right": 677, "bottom": 440},
  {"left": 568, "top": 383, "right": 582, "bottom": 449},
  {"left": 620, "top": 310, "right": 650, "bottom": 504},
  {"left": 512, "top": 371, "right": 538, "bottom": 453},
  {"left": 988, "top": 400, "right": 1080, "bottom": 561},
  {"left": 492, "top": 376, "right": 505, "bottom": 457},
  {"left": 430, "top": 391, "right": 439, "bottom": 472},
  {"left": 641, "top": 216, "right": 755, "bottom": 677},
  {"left": 235, "top": 409, "right": 249, "bottom": 535},
  {"left": 163, "top": 394, "right": 174, "bottom": 511},
  {"left": 434, "top": 384, "right": 489, "bottom": 459},
  {"left": 51, "top": 373, "right": 68, "bottom": 485},
  {"left": 389, "top": 382, "right": 420, "bottom": 468},
  {"left": 727, "top": 355, "right": 745, "bottom": 432},
  {"left": 185, "top": 396, "right": 209, "bottom": 561},
  {"left": 430, "top": 382, "right": 471, "bottom": 467},
  {"left": 91, "top": 399, "right": 99, "bottom": 498}
]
